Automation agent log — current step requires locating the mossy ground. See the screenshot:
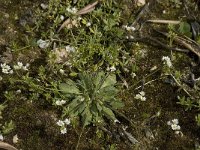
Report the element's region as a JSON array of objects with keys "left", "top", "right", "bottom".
[{"left": 0, "top": 0, "right": 200, "bottom": 149}]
